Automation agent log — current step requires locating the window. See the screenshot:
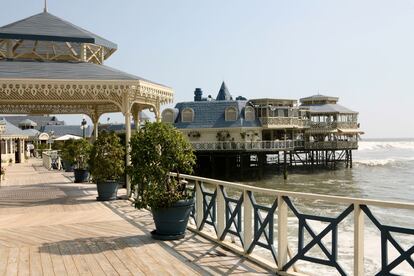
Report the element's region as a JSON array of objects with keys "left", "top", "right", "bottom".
[
  {"left": 225, "top": 107, "right": 238, "bottom": 121},
  {"left": 161, "top": 109, "right": 174, "bottom": 123},
  {"left": 245, "top": 106, "right": 255, "bottom": 121},
  {"left": 181, "top": 108, "right": 194, "bottom": 122}
]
